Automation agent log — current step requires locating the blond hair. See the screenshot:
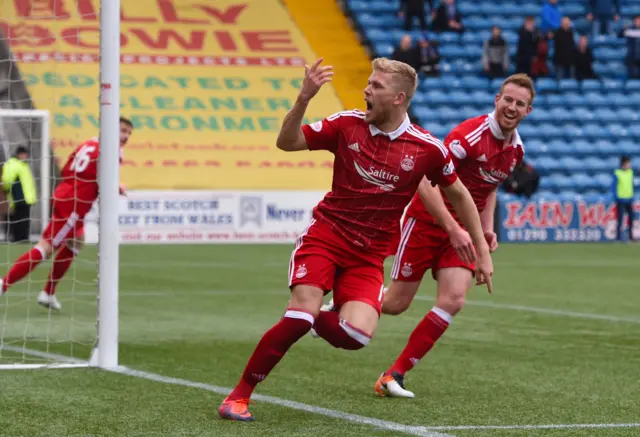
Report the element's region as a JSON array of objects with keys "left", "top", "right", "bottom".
[
  {"left": 500, "top": 73, "right": 536, "bottom": 105},
  {"left": 372, "top": 57, "right": 418, "bottom": 103}
]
